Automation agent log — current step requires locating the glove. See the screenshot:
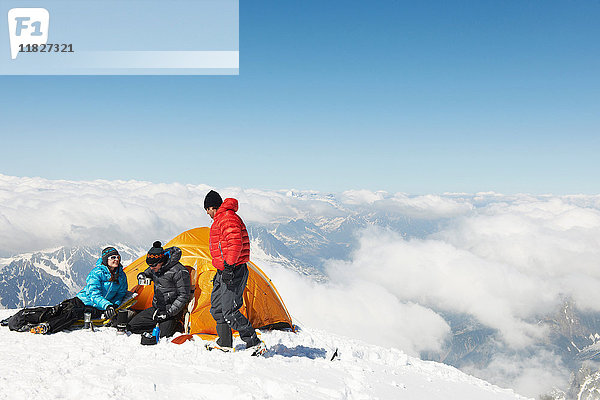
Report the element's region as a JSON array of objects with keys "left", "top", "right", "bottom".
[
  {"left": 105, "top": 305, "right": 116, "bottom": 319},
  {"left": 137, "top": 273, "right": 150, "bottom": 285},
  {"left": 152, "top": 309, "right": 168, "bottom": 322},
  {"left": 221, "top": 265, "right": 234, "bottom": 287}
]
